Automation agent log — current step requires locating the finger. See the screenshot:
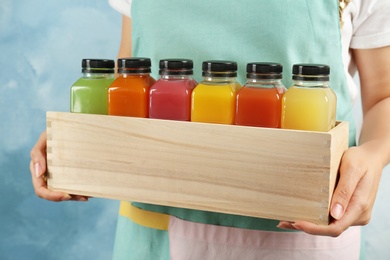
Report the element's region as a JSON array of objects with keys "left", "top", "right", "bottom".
[
  {"left": 291, "top": 197, "right": 366, "bottom": 237},
  {"left": 70, "top": 195, "right": 90, "bottom": 202},
  {"left": 30, "top": 131, "right": 47, "bottom": 178},
  {"left": 30, "top": 131, "right": 70, "bottom": 201},
  {"left": 277, "top": 221, "right": 299, "bottom": 230},
  {"left": 290, "top": 214, "right": 350, "bottom": 236},
  {"left": 330, "top": 153, "right": 364, "bottom": 220},
  {"left": 278, "top": 220, "right": 346, "bottom": 237},
  {"left": 289, "top": 221, "right": 341, "bottom": 237},
  {"left": 30, "top": 160, "right": 72, "bottom": 201},
  {"left": 30, "top": 131, "right": 90, "bottom": 202}
]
